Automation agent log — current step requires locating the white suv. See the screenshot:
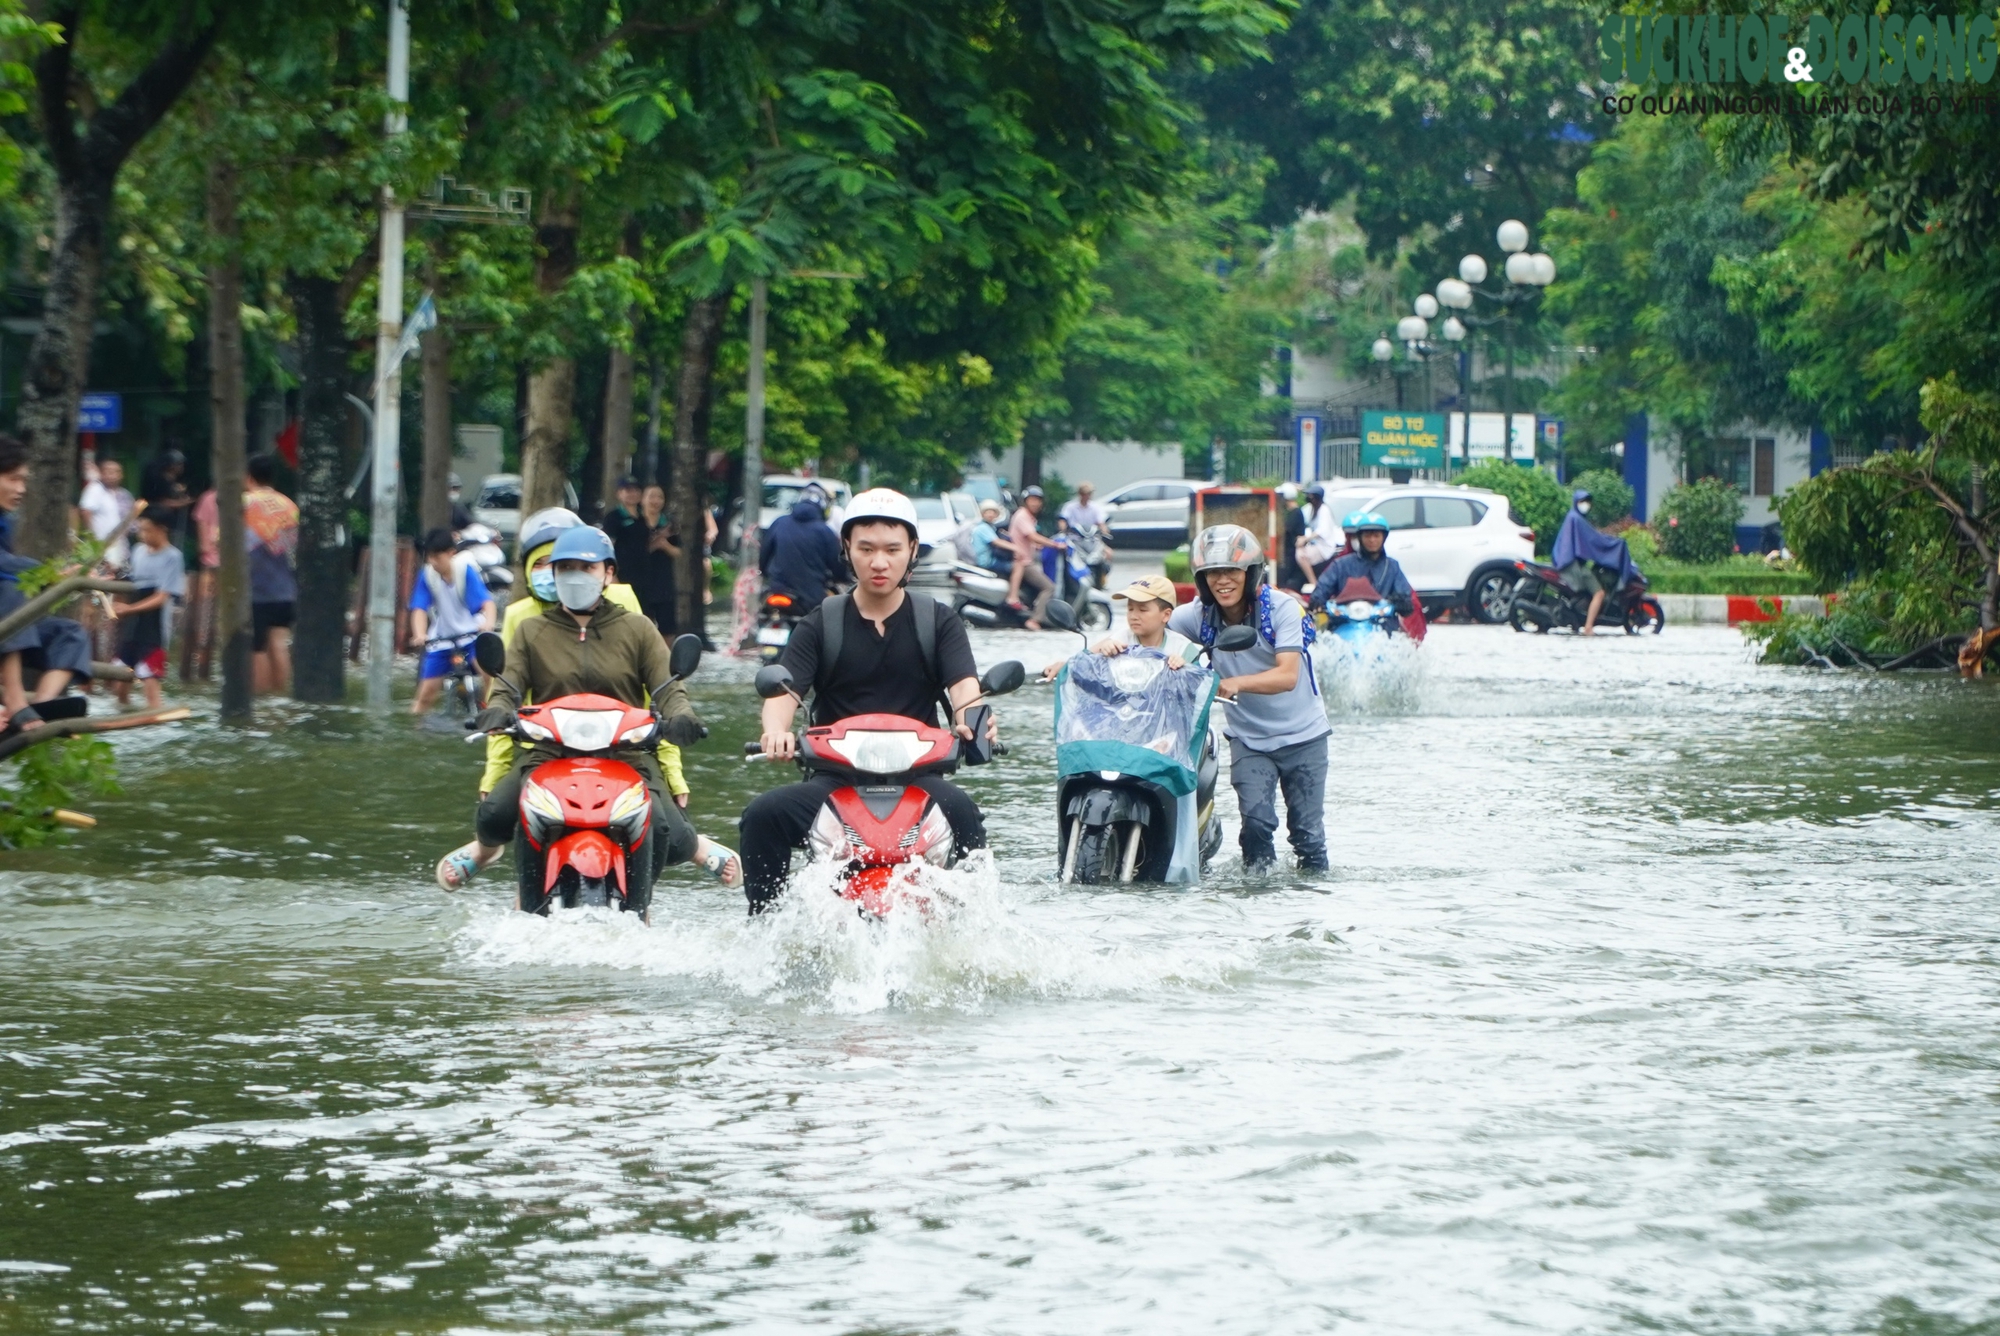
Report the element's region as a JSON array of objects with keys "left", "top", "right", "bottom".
[{"left": 1313, "top": 482, "right": 1535, "bottom": 622}]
